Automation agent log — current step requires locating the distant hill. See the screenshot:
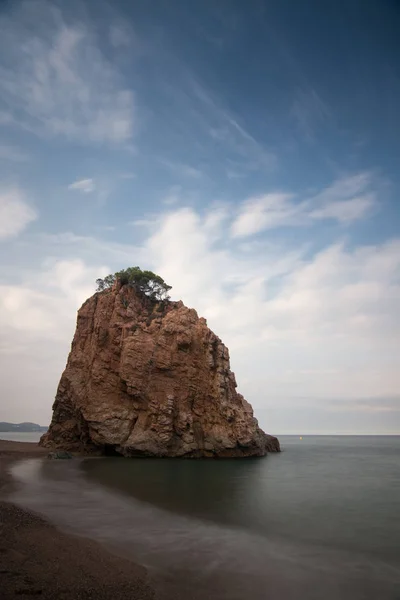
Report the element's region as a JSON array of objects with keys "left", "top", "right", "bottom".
[{"left": 0, "top": 422, "right": 48, "bottom": 432}]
